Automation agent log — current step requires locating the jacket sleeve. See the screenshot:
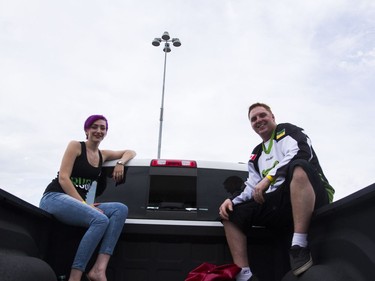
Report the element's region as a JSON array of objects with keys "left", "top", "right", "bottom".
[
  {"left": 231, "top": 160, "right": 262, "bottom": 205},
  {"left": 231, "top": 145, "right": 263, "bottom": 205}
]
